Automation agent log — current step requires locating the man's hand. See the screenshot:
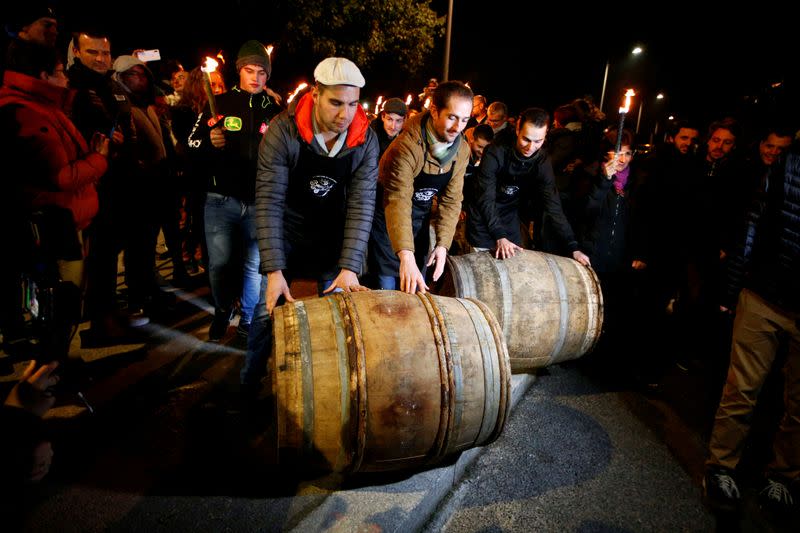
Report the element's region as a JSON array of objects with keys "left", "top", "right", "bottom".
[
  {"left": 210, "top": 126, "right": 226, "bottom": 149},
  {"left": 572, "top": 250, "right": 591, "bottom": 266},
  {"left": 323, "top": 269, "right": 370, "bottom": 294},
  {"left": 495, "top": 238, "right": 523, "bottom": 259},
  {"left": 266, "top": 270, "right": 295, "bottom": 316},
  {"left": 29, "top": 441, "right": 54, "bottom": 482},
  {"left": 91, "top": 132, "right": 110, "bottom": 157},
  {"left": 398, "top": 250, "right": 428, "bottom": 294},
  {"left": 265, "top": 86, "right": 283, "bottom": 106},
  {"left": 4, "top": 360, "right": 59, "bottom": 417},
  {"left": 426, "top": 245, "right": 448, "bottom": 282},
  {"left": 111, "top": 129, "right": 124, "bottom": 145},
  {"left": 631, "top": 259, "right": 647, "bottom": 270}
]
